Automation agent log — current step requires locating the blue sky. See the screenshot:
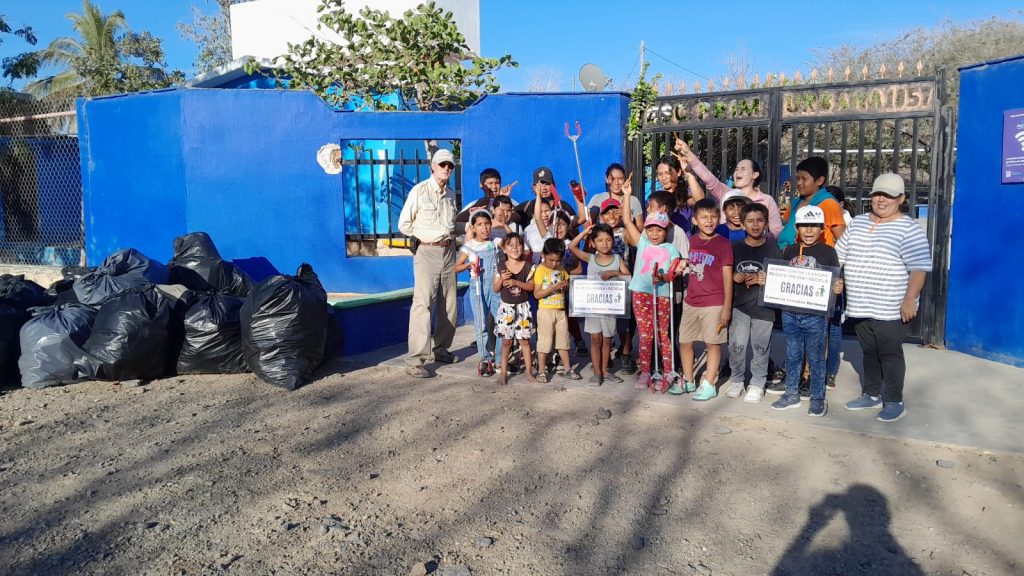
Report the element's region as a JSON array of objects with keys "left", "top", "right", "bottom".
[{"left": 1, "top": 0, "right": 1021, "bottom": 91}]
